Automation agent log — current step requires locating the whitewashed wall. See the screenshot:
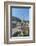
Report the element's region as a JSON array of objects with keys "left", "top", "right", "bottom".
[{"left": 6, "top": 0, "right": 35, "bottom": 2}]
